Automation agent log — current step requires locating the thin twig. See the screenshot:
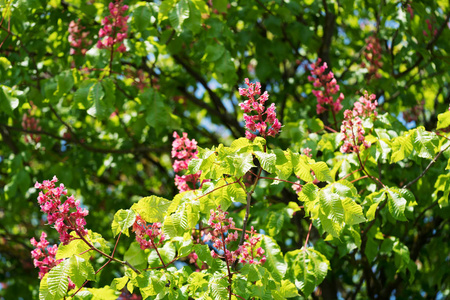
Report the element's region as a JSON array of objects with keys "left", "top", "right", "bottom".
[{"left": 402, "top": 142, "right": 450, "bottom": 189}]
